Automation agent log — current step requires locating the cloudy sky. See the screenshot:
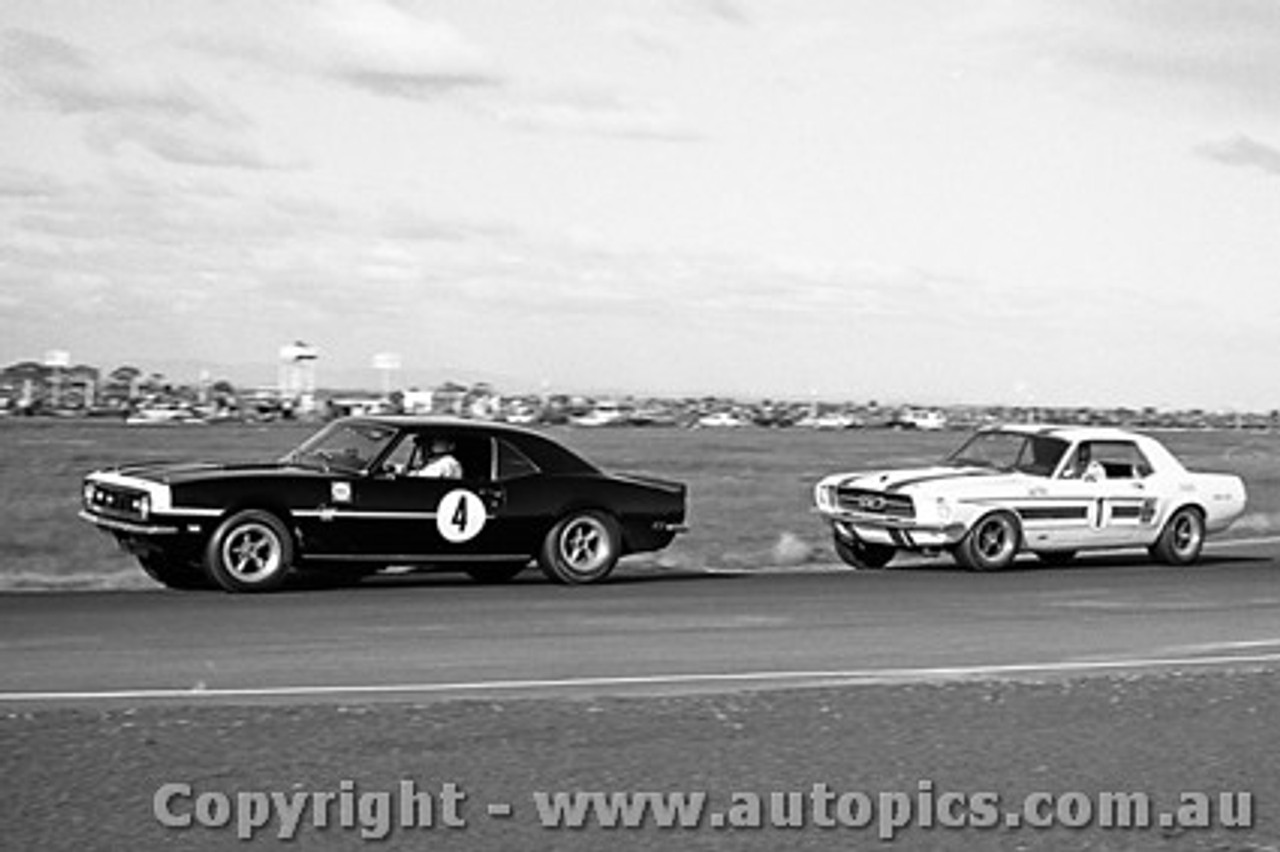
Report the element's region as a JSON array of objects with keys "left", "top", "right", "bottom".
[{"left": 1, "top": 0, "right": 1277, "bottom": 408}]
